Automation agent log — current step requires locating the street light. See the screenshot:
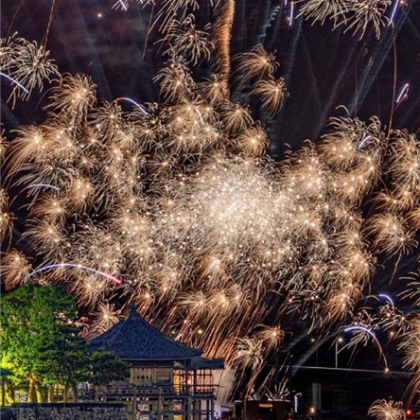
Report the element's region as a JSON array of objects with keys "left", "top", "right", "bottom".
[{"left": 334, "top": 337, "right": 343, "bottom": 368}]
